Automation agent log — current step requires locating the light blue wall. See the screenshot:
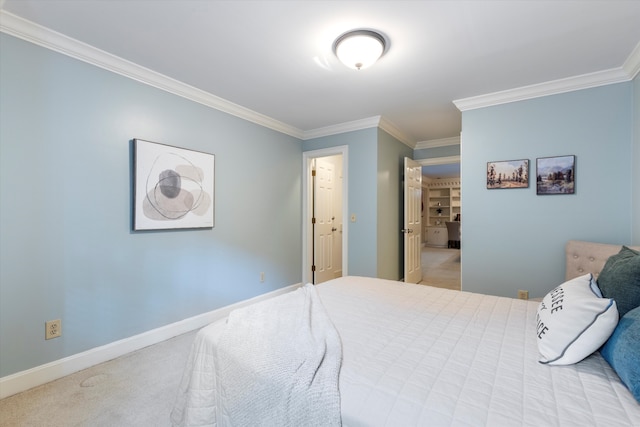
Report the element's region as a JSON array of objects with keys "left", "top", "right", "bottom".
[
  {"left": 461, "top": 83, "right": 634, "bottom": 299},
  {"left": 0, "top": 34, "right": 302, "bottom": 377},
  {"left": 303, "top": 129, "right": 378, "bottom": 277},
  {"left": 414, "top": 144, "right": 460, "bottom": 160},
  {"left": 303, "top": 129, "right": 412, "bottom": 280},
  {"left": 377, "top": 129, "right": 413, "bottom": 280},
  {"left": 633, "top": 72, "right": 640, "bottom": 245}
]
